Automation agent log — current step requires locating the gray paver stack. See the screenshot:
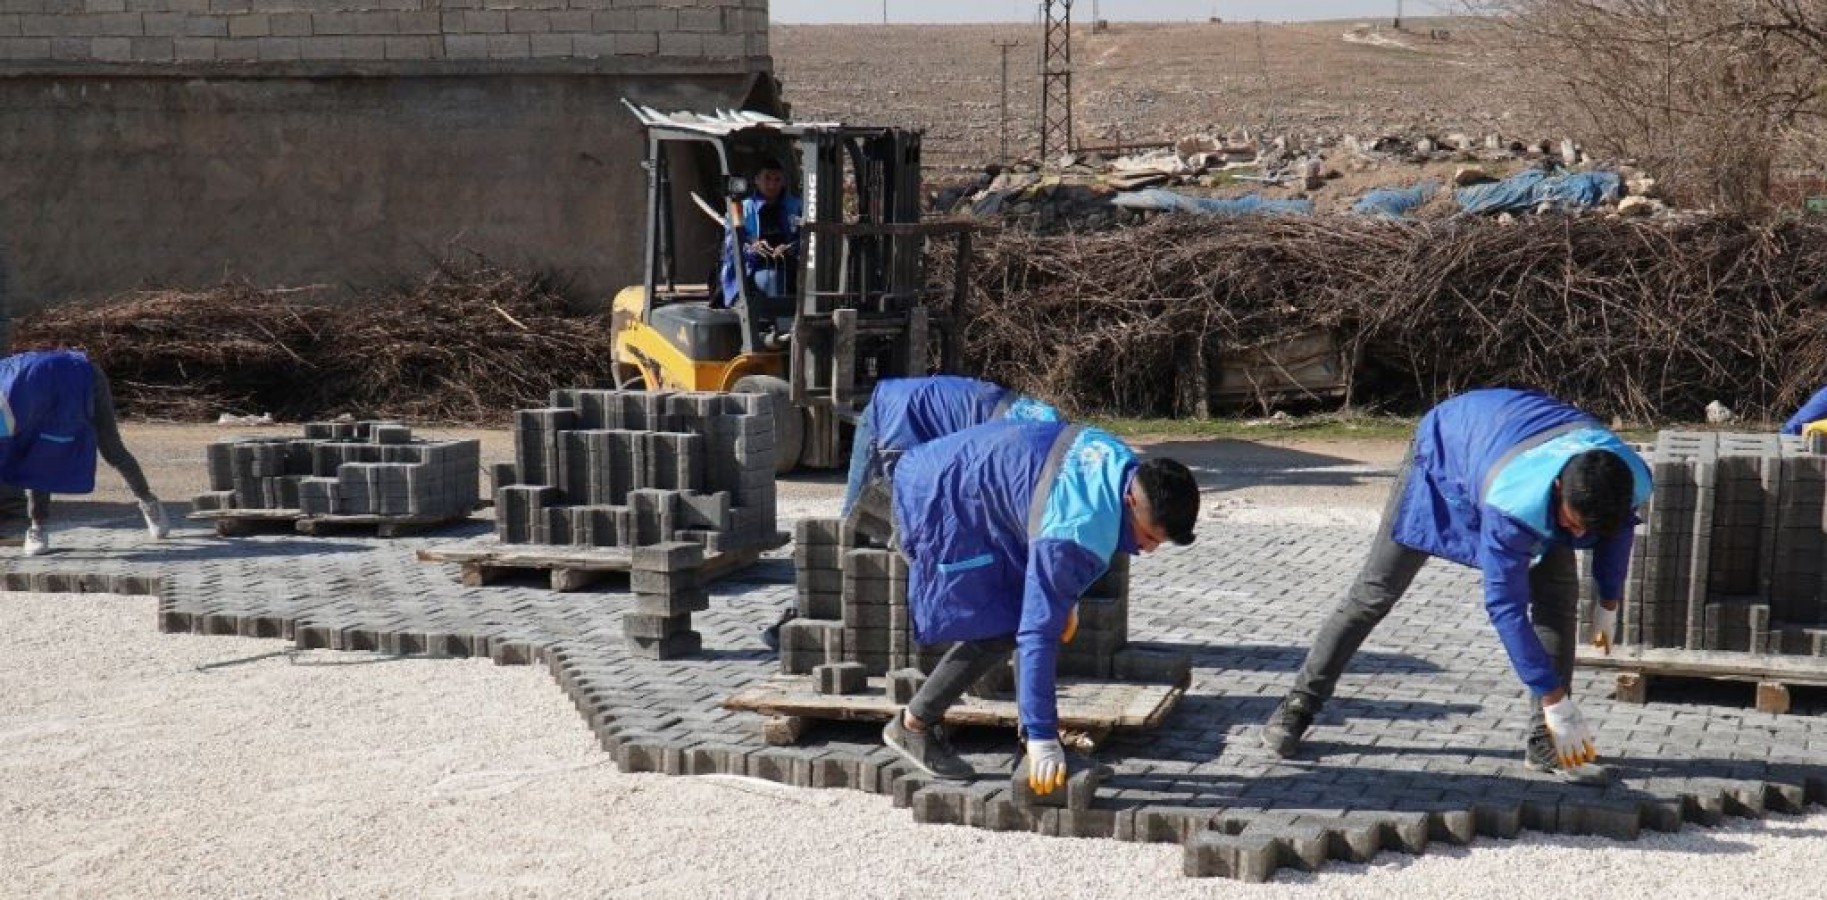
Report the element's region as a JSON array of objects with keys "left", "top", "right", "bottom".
[
  {"left": 1618, "top": 431, "right": 1827, "bottom": 657},
  {"left": 192, "top": 421, "right": 479, "bottom": 519},
  {"left": 493, "top": 389, "right": 777, "bottom": 553},
  {"left": 781, "top": 517, "right": 1186, "bottom": 684}
]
